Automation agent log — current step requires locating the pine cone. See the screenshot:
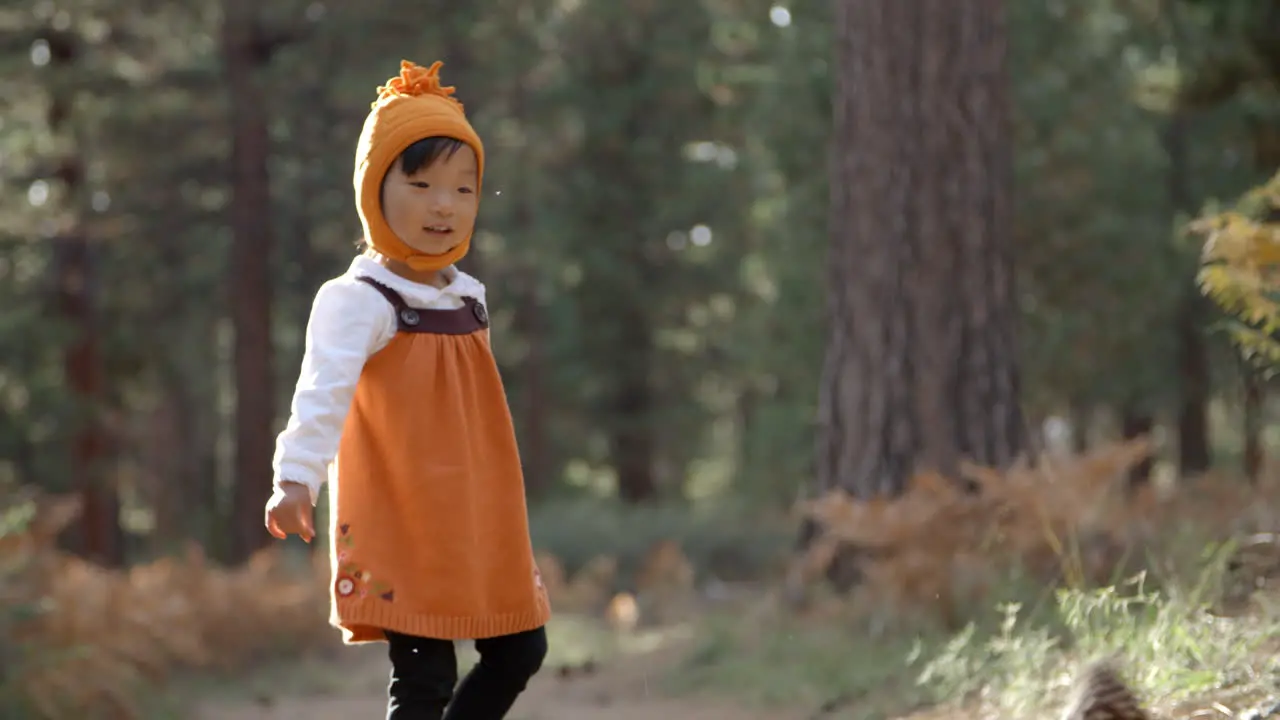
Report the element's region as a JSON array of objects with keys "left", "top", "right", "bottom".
[{"left": 1060, "top": 659, "right": 1151, "bottom": 720}]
